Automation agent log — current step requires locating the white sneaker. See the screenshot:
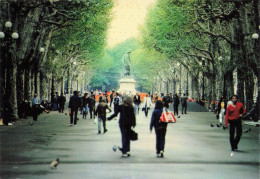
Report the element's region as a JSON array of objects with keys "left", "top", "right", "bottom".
[{"left": 122, "top": 154, "right": 128, "bottom": 158}]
